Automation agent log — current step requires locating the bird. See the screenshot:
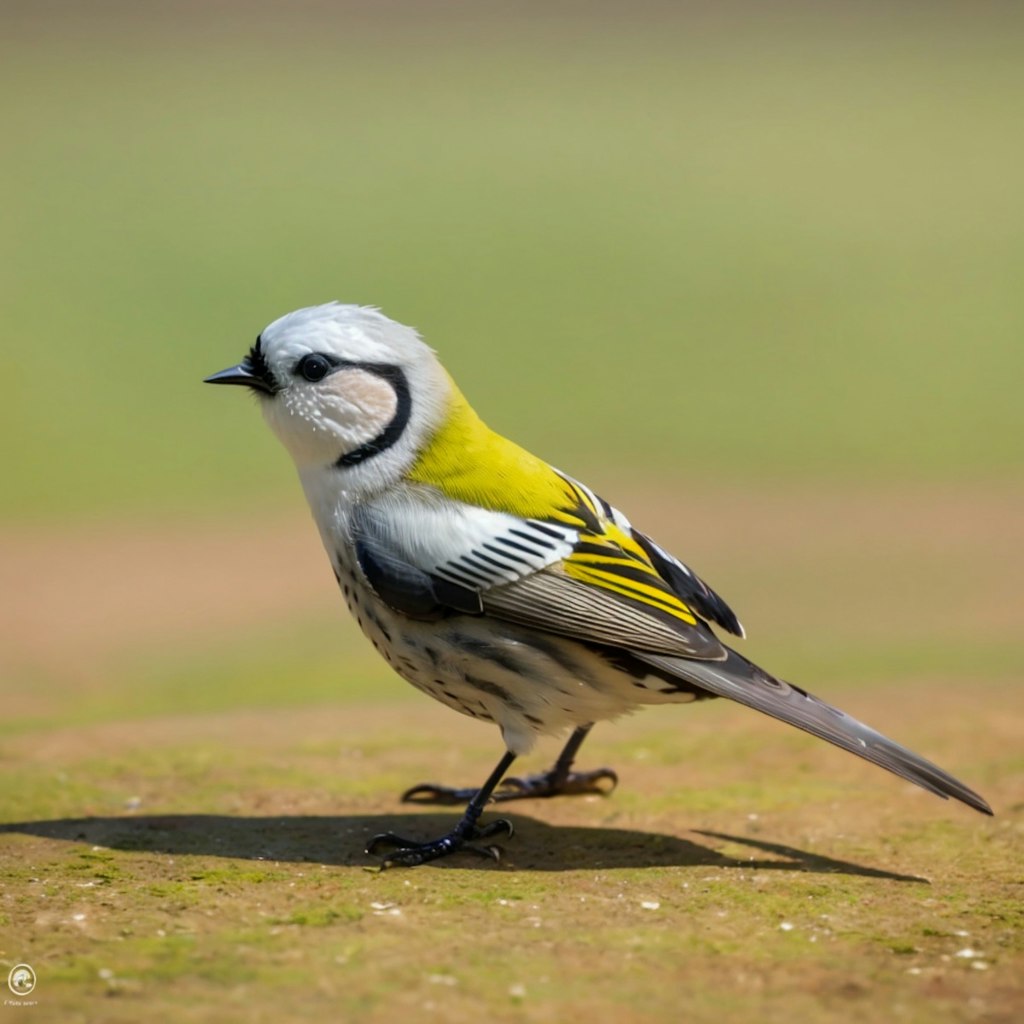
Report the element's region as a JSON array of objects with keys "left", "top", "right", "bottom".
[{"left": 205, "top": 302, "right": 992, "bottom": 867}]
